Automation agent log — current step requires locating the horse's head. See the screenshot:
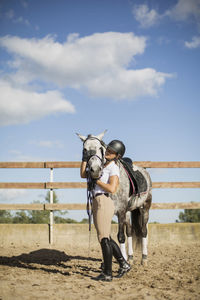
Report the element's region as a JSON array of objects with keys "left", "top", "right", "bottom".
[{"left": 76, "top": 130, "right": 107, "bottom": 179}]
